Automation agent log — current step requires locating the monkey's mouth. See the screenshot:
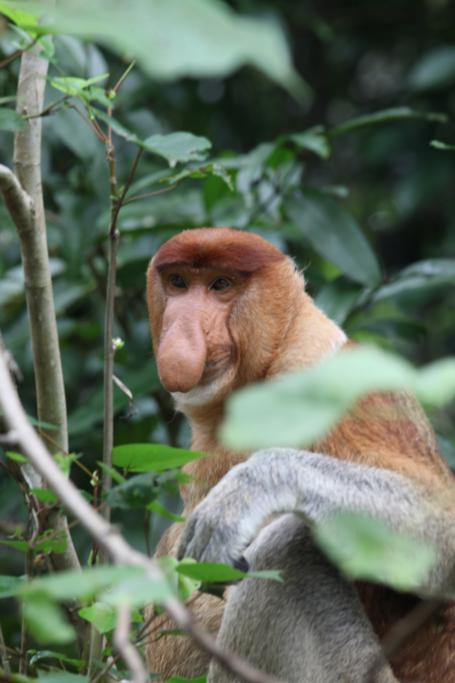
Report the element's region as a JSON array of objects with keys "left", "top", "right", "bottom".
[{"left": 199, "top": 348, "right": 235, "bottom": 386}]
